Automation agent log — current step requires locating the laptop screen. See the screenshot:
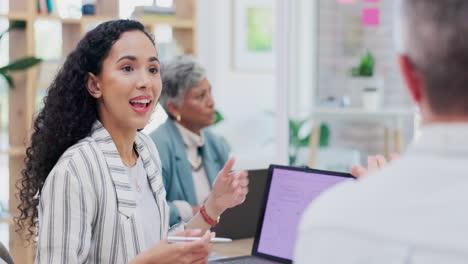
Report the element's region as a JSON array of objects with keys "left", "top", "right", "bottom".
[{"left": 255, "top": 166, "right": 353, "bottom": 261}]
